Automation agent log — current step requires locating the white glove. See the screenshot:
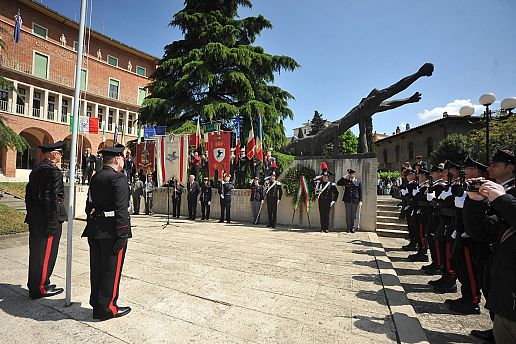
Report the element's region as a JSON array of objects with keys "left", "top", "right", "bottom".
[
  {"left": 208, "top": 201, "right": 211, "bottom": 206},
  {"left": 277, "top": 199, "right": 280, "bottom": 204},
  {"left": 330, "top": 201, "right": 335, "bottom": 207},
  {"left": 451, "top": 230, "right": 457, "bottom": 239},
  {"left": 220, "top": 194, "right": 224, "bottom": 199},
  {"left": 412, "top": 188, "right": 419, "bottom": 196},
  {"left": 454, "top": 194, "right": 466, "bottom": 208},
  {"left": 439, "top": 188, "right": 452, "bottom": 200},
  {"left": 401, "top": 189, "right": 408, "bottom": 196},
  {"left": 461, "top": 232, "right": 470, "bottom": 238},
  {"left": 426, "top": 192, "right": 435, "bottom": 201}
]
